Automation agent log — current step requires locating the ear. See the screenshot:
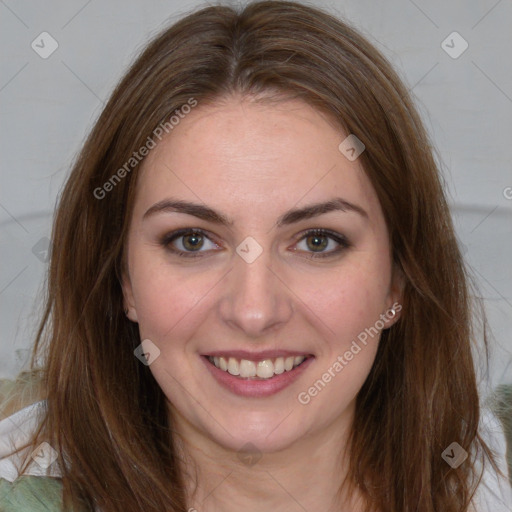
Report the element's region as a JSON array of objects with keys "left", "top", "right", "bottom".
[
  {"left": 121, "top": 271, "right": 139, "bottom": 323},
  {"left": 384, "top": 263, "right": 404, "bottom": 328}
]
